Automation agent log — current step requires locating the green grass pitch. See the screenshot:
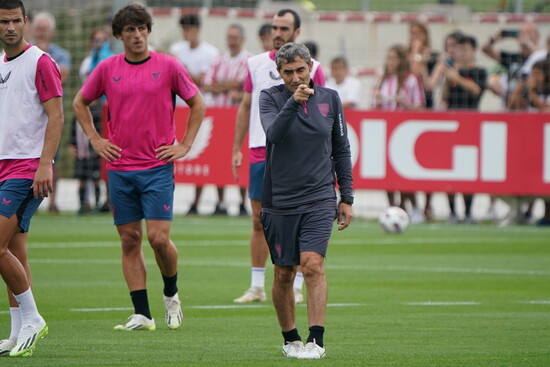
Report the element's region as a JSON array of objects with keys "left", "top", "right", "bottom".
[{"left": 0, "top": 214, "right": 549, "bottom": 366}]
